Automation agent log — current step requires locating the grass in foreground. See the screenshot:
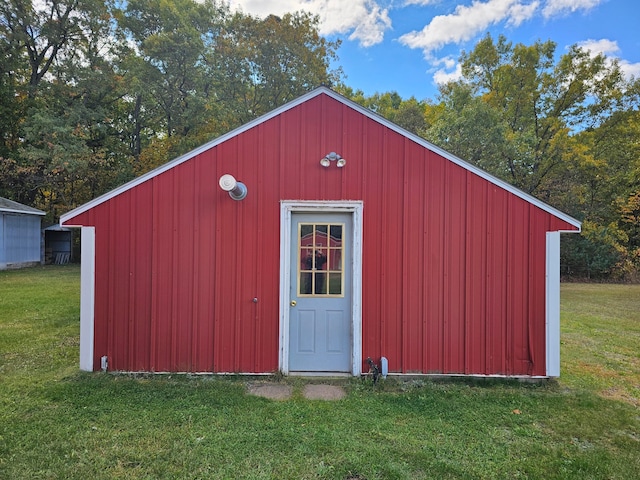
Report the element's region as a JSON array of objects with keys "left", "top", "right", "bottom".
[
  {"left": 1, "top": 266, "right": 639, "bottom": 479},
  {"left": 560, "top": 283, "right": 640, "bottom": 406}
]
